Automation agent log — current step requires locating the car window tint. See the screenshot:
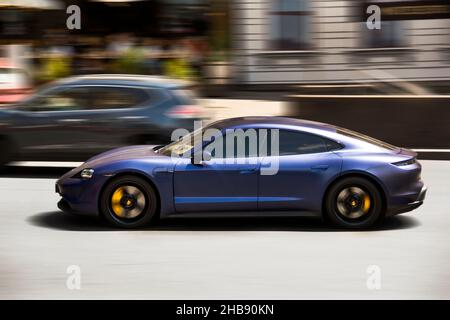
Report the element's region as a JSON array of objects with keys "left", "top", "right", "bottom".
[
  {"left": 88, "top": 87, "right": 149, "bottom": 110},
  {"left": 24, "top": 87, "right": 89, "bottom": 112},
  {"left": 324, "top": 139, "right": 343, "bottom": 151},
  {"left": 205, "top": 129, "right": 262, "bottom": 159},
  {"left": 275, "top": 130, "right": 328, "bottom": 155}
]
